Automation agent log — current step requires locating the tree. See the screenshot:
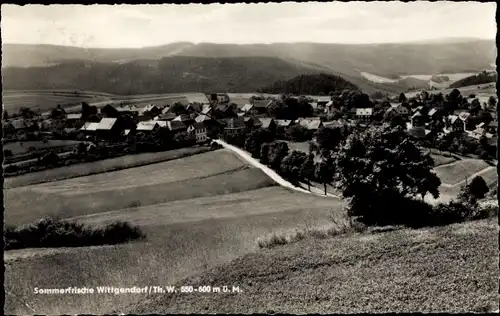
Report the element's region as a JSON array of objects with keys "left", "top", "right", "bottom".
[
  {"left": 465, "top": 176, "right": 489, "bottom": 201},
  {"left": 285, "top": 125, "right": 310, "bottom": 142},
  {"left": 399, "top": 93, "right": 407, "bottom": 103},
  {"left": 171, "top": 102, "right": 187, "bottom": 115},
  {"left": 300, "top": 154, "right": 315, "bottom": 190},
  {"left": 260, "top": 143, "right": 271, "bottom": 165},
  {"left": 314, "top": 126, "right": 345, "bottom": 153},
  {"left": 19, "top": 107, "right": 36, "bottom": 119},
  {"left": 488, "top": 96, "right": 497, "bottom": 109},
  {"left": 280, "top": 150, "right": 307, "bottom": 185},
  {"left": 333, "top": 125, "right": 441, "bottom": 224},
  {"left": 267, "top": 141, "right": 289, "bottom": 171},
  {"left": 244, "top": 129, "right": 274, "bottom": 158},
  {"left": 469, "top": 98, "right": 481, "bottom": 115},
  {"left": 3, "top": 110, "right": 9, "bottom": 119},
  {"left": 314, "top": 160, "right": 333, "bottom": 195}
]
